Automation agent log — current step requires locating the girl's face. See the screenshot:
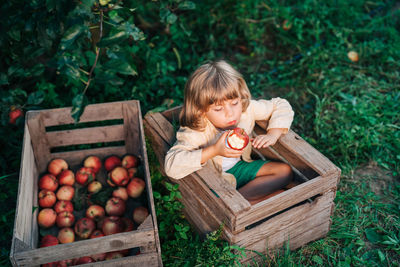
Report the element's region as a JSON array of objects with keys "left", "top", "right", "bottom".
[{"left": 205, "top": 98, "right": 242, "bottom": 130}]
